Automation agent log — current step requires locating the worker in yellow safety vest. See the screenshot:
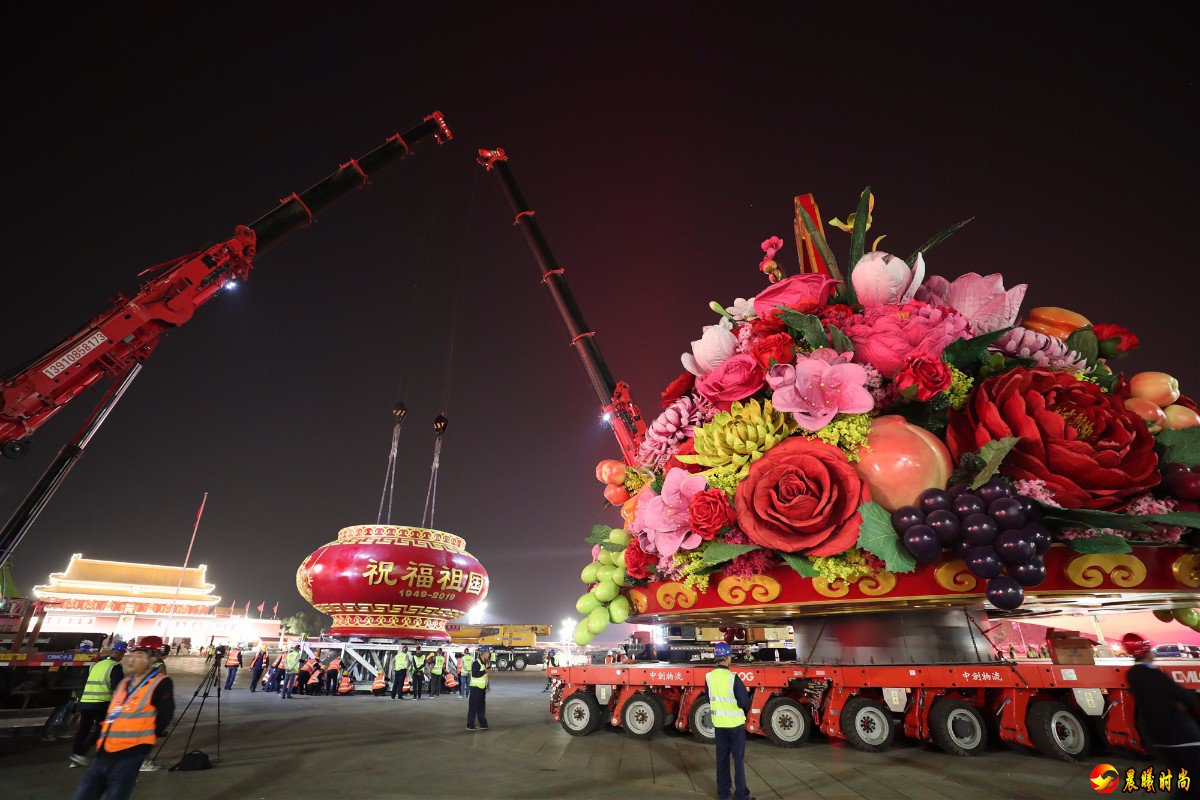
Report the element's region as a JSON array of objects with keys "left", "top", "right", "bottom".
[
  {"left": 431, "top": 648, "right": 445, "bottom": 697},
  {"left": 281, "top": 645, "right": 302, "bottom": 700},
  {"left": 324, "top": 655, "right": 343, "bottom": 696},
  {"left": 705, "top": 642, "right": 752, "bottom": 800},
  {"left": 466, "top": 646, "right": 491, "bottom": 731},
  {"left": 459, "top": 649, "right": 473, "bottom": 699},
  {"left": 223, "top": 646, "right": 243, "bottom": 690},
  {"left": 391, "top": 646, "right": 411, "bottom": 700},
  {"left": 412, "top": 651, "right": 427, "bottom": 700},
  {"left": 72, "top": 637, "right": 175, "bottom": 797},
  {"left": 69, "top": 642, "right": 128, "bottom": 767}
]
